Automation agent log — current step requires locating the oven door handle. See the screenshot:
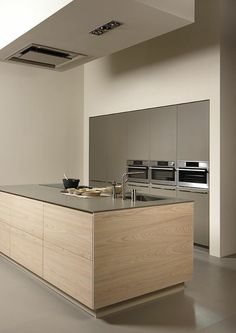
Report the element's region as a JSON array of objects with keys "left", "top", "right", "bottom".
[
  {"left": 150, "top": 167, "right": 175, "bottom": 171},
  {"left": 177, "top": 168, "right": 208, "bottom": 172},
  {"left": 127, "top": 166, "right": 147, "bottom": 169},
  {"left": 178, "top": 188, "right": 209, "bottom": 194}
]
